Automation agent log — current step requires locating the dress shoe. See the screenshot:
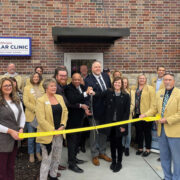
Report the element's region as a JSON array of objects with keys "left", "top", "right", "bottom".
[
  {"left": 110, "top": 162, "right": 116, "bottom": 171},
  {"left": 76, "top": 158, "right": 85, "bottom": 164},
  {"left": 29, "top": 154, "right": 35, "bottom": 163},
  {"left": 58, "top": 165, "right": 66, "bottom": 170},
  {"left": 99, "top": 154, "right": 112, "bottom": 162},
  {"left": 68, "top": 164, "right": 84, "bottom": 173},
  {"left": 92, "top": 157, "right": 100, "bottom": 166},
  {"left": 136, "top": 150, "right": 143, "bottom": 155},
  {"left": 113, "top": 162, "right": 122, "bottom": 173},
  {"left": 125, "top": 148, "right": 129, "bottom": 156},
  {"left": 142, "top": 151, "right": 151, "bottom": 157}
]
